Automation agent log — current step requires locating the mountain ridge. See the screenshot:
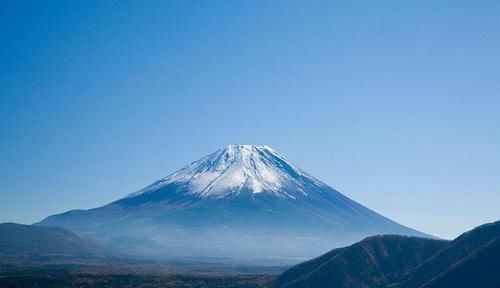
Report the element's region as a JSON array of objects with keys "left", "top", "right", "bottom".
[
  {"left": 0, "top": 222, "right": 109, "bottom": 264},
  {"left": 275, "top": 220, "right": 500, "bottom": 288},
  {"left": 275, "top": 234, "right": 448, "bottom": 288}
]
